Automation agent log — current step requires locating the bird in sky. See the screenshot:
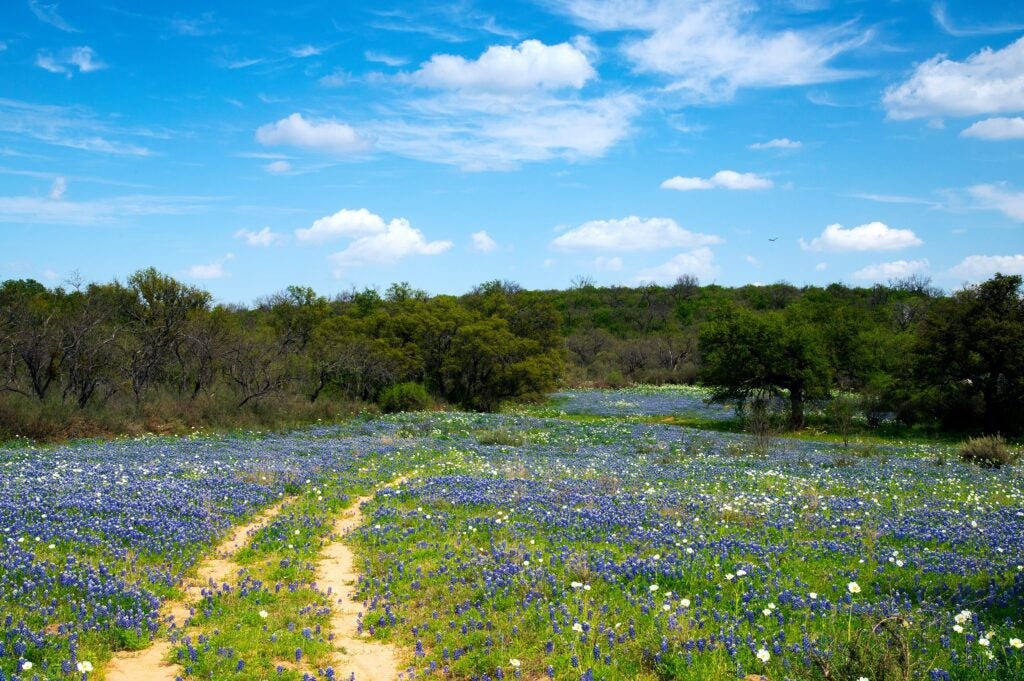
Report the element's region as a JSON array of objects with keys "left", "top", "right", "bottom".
[{"left": 768, "top": 237, "right": 779, "bottom": 242}]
